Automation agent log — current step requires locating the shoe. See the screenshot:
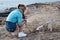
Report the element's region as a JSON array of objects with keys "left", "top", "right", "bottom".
[
  {"left": 7, "top": 32, "right": 16, "bottom": 38},
  {"left": 11, "top": 32, "right": 15, "bottom": 36},
  {"left": 18, "top": 32, "right": 27, "bottom": 38}
]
